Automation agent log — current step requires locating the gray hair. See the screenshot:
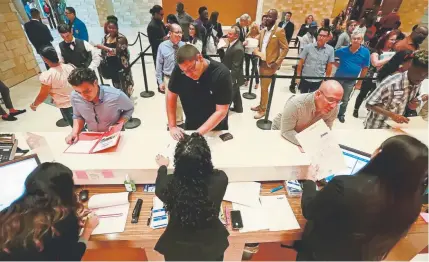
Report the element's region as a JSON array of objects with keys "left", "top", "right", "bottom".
[
  {"left": 351, "top": 31, "right": 364, "bottom": 39},
  {"left": 231, "top": 25, "right": 240, "bottom": 36},
  {"left": 240, "top": 13, "right": 251, "bottom": 21}
]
